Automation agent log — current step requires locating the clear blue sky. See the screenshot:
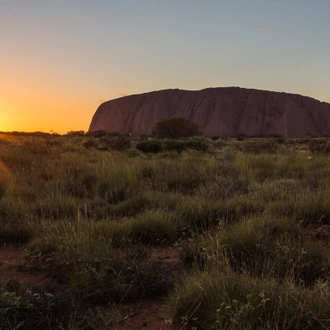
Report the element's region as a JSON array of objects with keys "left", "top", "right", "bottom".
[{"left": 1, "top": 0, "right": 329, "bottom": 132}]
